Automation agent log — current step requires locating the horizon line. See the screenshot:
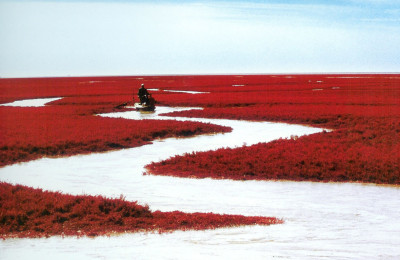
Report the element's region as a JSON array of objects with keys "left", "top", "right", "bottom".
[{"left": 1, "top": 72, "right": 399, "bottom": 80}]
